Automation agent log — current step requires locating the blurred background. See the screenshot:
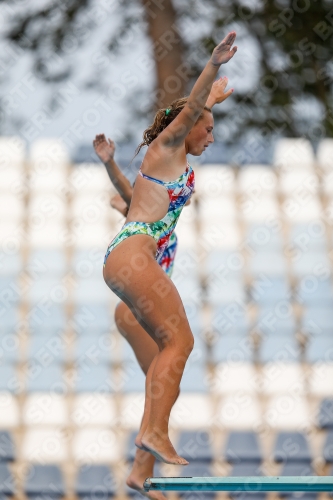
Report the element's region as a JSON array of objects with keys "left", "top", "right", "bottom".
[{"left": 0, "top": 0, "right": 333, "bottom": 499}]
